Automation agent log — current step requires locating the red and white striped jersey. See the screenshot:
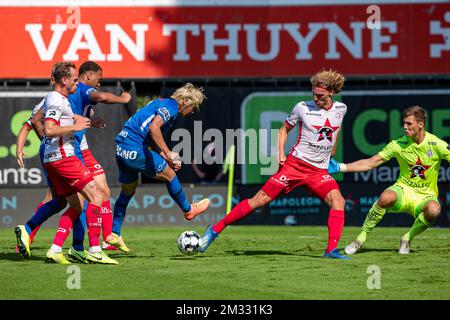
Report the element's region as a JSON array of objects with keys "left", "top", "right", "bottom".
[
  {"left": 25, "top": 98, "right": 45, "bottom": 128},
  {"left": 286, "top": 100, "right": 347, "bottom": 169},
  {"left": 42, "top": 91, "right": 76, "bottom": 163}
]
